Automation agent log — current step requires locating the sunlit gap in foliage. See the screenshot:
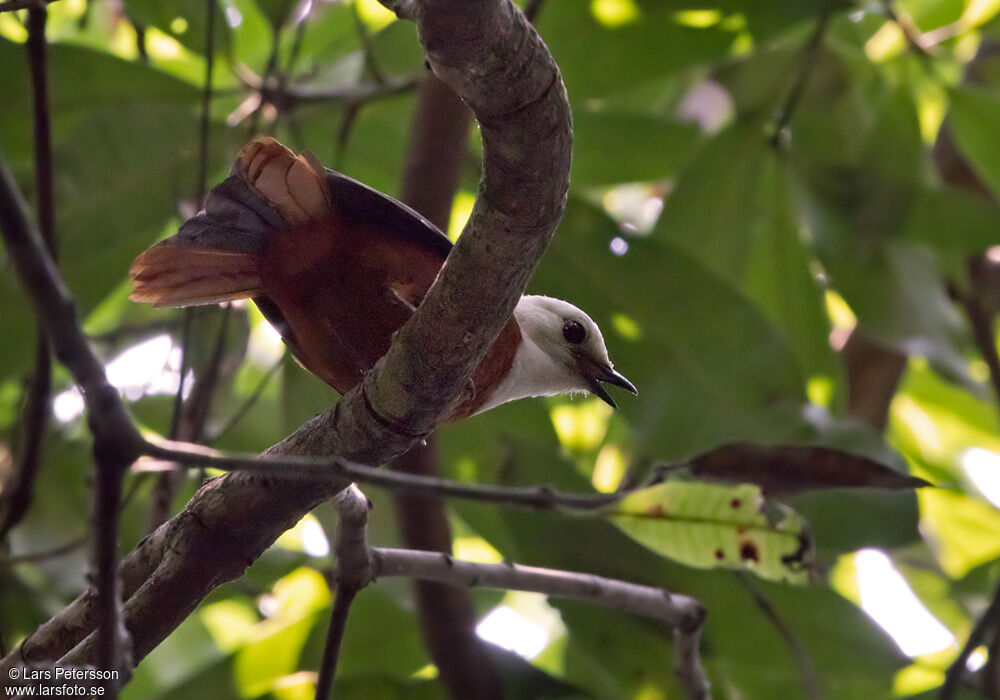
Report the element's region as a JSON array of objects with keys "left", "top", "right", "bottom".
[
  {"left": 590, "top": 0, "right": 640, "bottom": 28},
  {"left": 677, "top": 80, "right": 734, "bottom": 134},
  {"left": 223, "top": 1, "right": 243, "bottom": 28},
  {"left": 275, "top": 514, "right": 330, "bottom": 558},
  {"left": 825, "top": 290, "right": 856, "bottom": 351},
  {"left": 53, "top": 334, "right": 184, "bottom": 422},
  {"left": 854, "top": 549, "right": 955, "bottom": 657},
  {"left": 602, "top": 184, "right": 663, "bottom": 234},
  {"left": 356, "top": 0, "right": 396, "bottom": 30},
  {"left": 476, "top": 592, "right": 566, "bottom": 660},
  {"left": 248, "top": 306, "right": 286, "bottom": 367},
  {"left": 448, "top": 191, "right": 476, "bottom": 242},
  {"left": 960, "top": 448, "right": 1000, "bottom": 508},
  {"left": 551, "top": 398, "right": 612, "bottom": 451},
  {"left": 673, "top": 10, "right": 721, "bottom": 28}
]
